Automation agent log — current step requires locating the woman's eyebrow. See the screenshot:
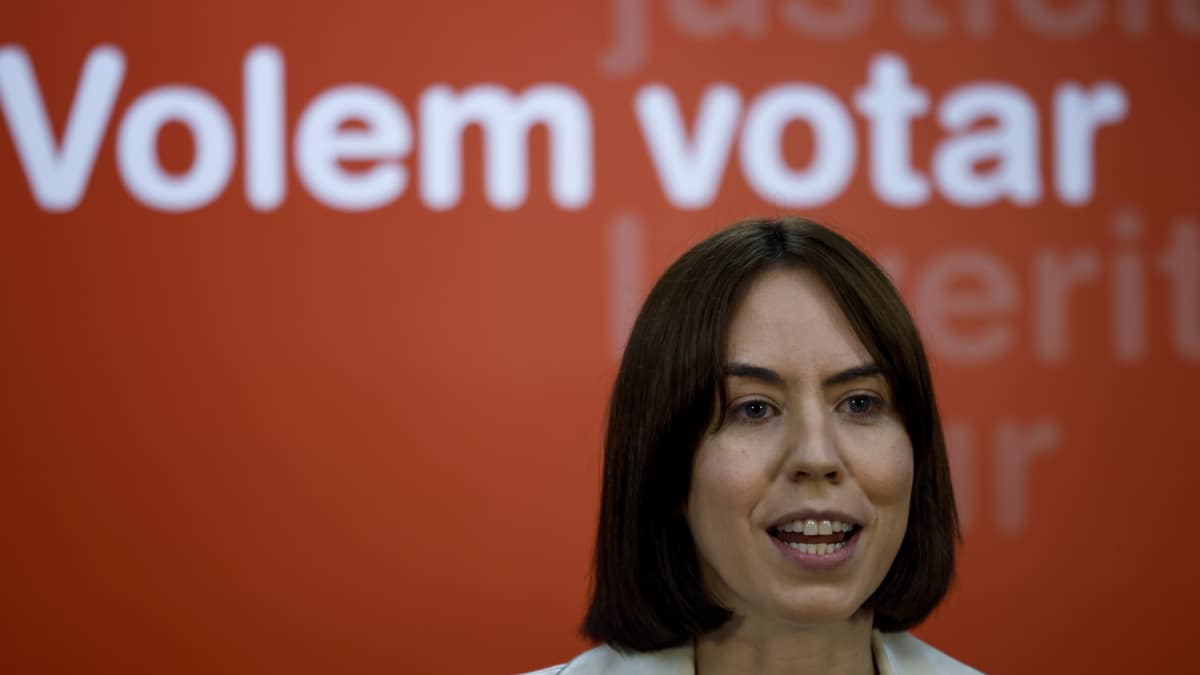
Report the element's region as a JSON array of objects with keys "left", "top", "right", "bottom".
[
  {"left": 724, "top": 362, "right": 882, "bottom": 387},
  {"left": 724, "top": 362, "right": 785, "bottom": 385},
  {"left": 823, "top": 363, "right": 882, "bottom": 387}
]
